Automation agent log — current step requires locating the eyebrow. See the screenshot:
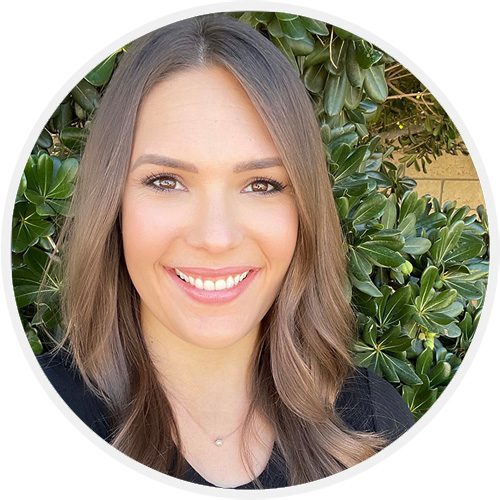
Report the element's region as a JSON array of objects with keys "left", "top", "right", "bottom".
[{"left": 131, "top": 154, "right": 284, "bottom": 173}]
